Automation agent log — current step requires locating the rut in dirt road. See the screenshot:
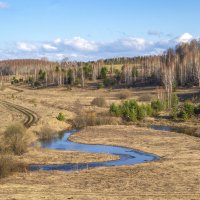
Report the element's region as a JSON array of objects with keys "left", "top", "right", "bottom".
[{"left": 0, "top": 101, "right": 39, "bottom": 128}]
